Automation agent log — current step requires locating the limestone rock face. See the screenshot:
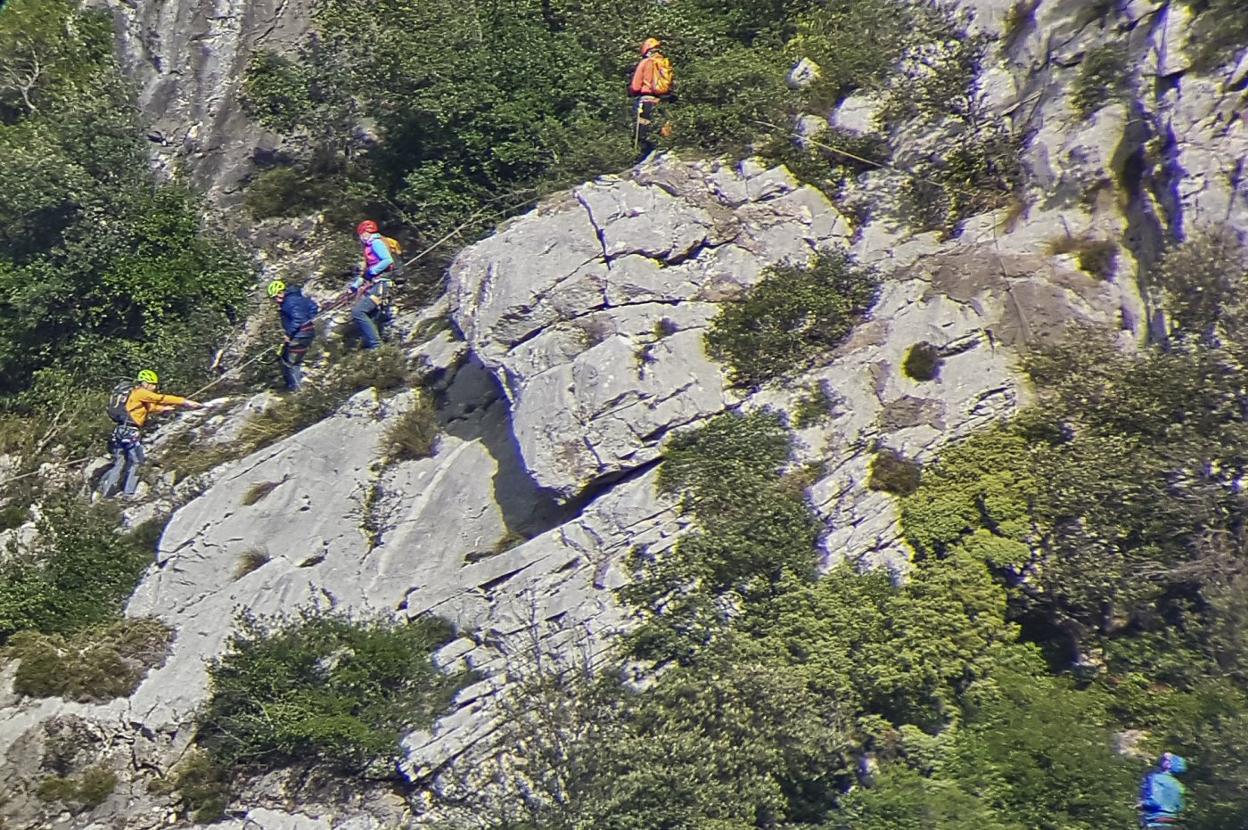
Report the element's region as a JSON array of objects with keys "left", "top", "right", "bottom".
[
  {"left": 102, "top": 0, "right": 314, "bottom": 201},
  {"left": 448, "top": 158, "right": 852, "bottom": 500}
]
